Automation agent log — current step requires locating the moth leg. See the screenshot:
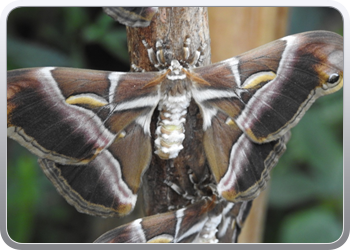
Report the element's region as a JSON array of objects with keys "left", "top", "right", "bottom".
[
  {"left": 142, "top": 39, "right": 160, "bottom": 69},
  {"left": 182, "top": 36, "right": 207, "bottom": 68},
  {"left": 155, "top": 39, "right": 168, "bottom": 68},
  {"left": 142, "top": 39, "right": 171, "bottom": 70},
  {"left": 131, "top": 64, "right": 145, "bottom": 72},
  {"left": 188, "top": 169, "right": 219, "bottom": 200},
  {"left": 196, "top": 43, "right": 207, "bottom": 66},
  {"left": 164, "top": 179, "right": 196, "bottom": 203},
  {"left": 183, "top": 35, "right": 191, "bottom": 61}
]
